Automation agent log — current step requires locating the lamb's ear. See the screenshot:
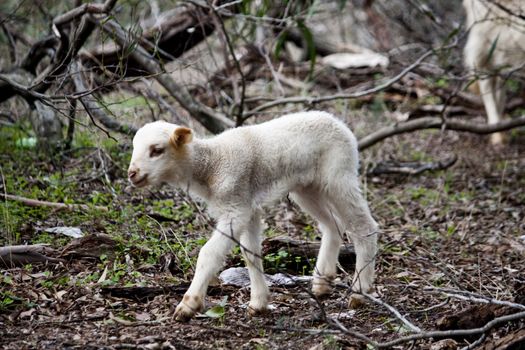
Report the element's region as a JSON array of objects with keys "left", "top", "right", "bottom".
[{"left": 169, "top": 127, "right": 193, "bottom": 149}]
